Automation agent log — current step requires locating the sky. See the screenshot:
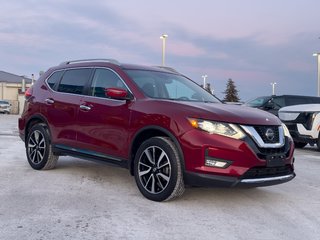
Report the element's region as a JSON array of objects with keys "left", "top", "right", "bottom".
[{"left": 0, "top": 0, "right": 319, "bottom": 101}]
